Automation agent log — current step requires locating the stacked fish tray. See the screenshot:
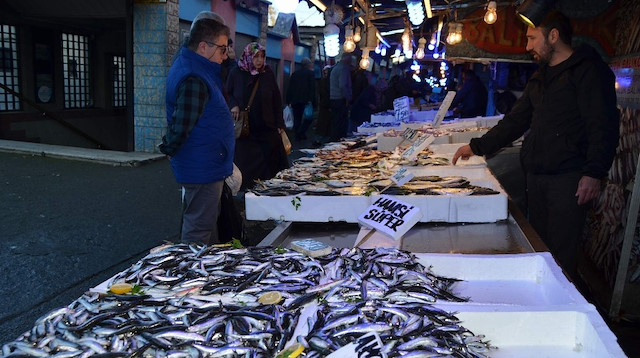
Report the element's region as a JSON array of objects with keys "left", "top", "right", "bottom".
[
  {"left": 245, "top": 144, "right": 508, "bottom": 223},
  {"left": 1, "top": 245, "right": 625, "bottom": 357}
]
